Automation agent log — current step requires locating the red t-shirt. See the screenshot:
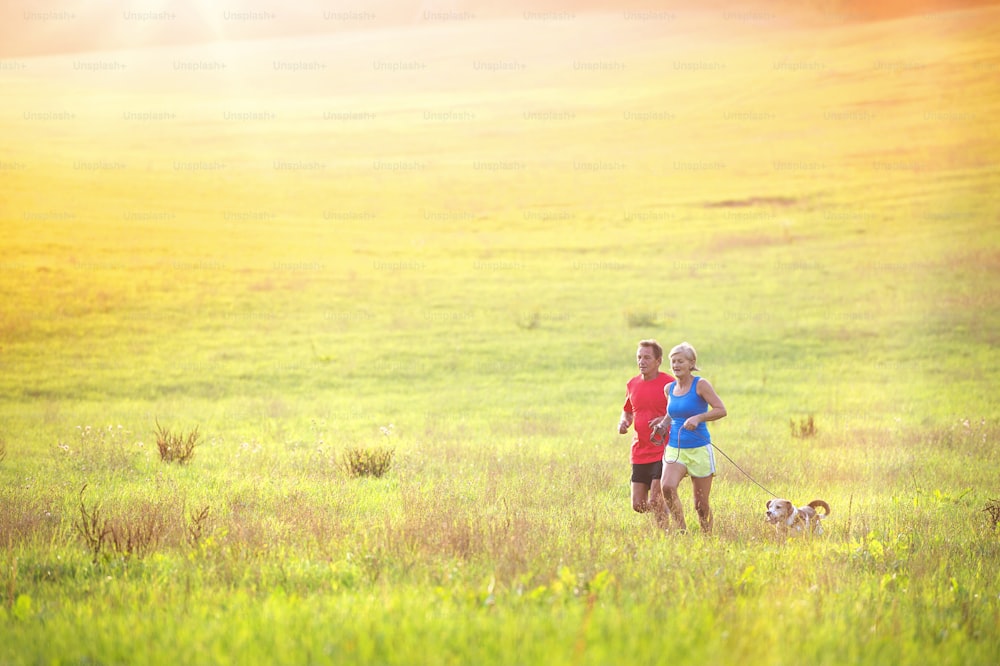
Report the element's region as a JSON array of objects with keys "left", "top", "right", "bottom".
[{"left": 622, "top": 372, "right": 674, "bottom": 464}]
